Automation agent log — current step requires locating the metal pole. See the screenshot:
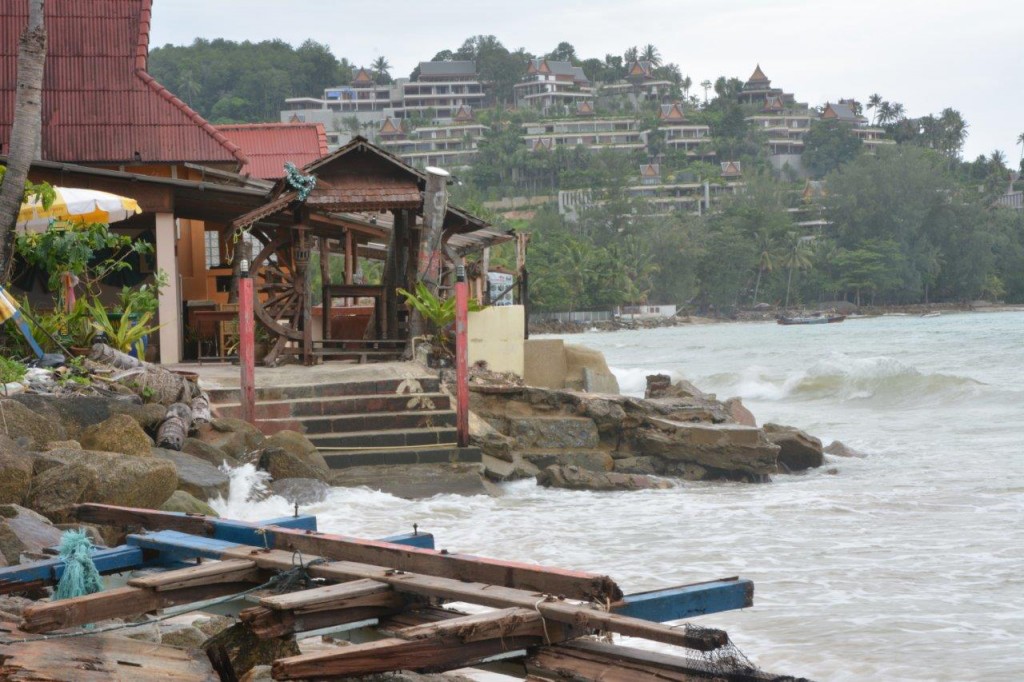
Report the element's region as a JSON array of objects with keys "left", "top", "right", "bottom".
[
  {"left": 454, "top": 265, "right": 469, "bottom": 448},
  {"left": 238, "top": 259, "right": 256, "bottom": 425}
]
